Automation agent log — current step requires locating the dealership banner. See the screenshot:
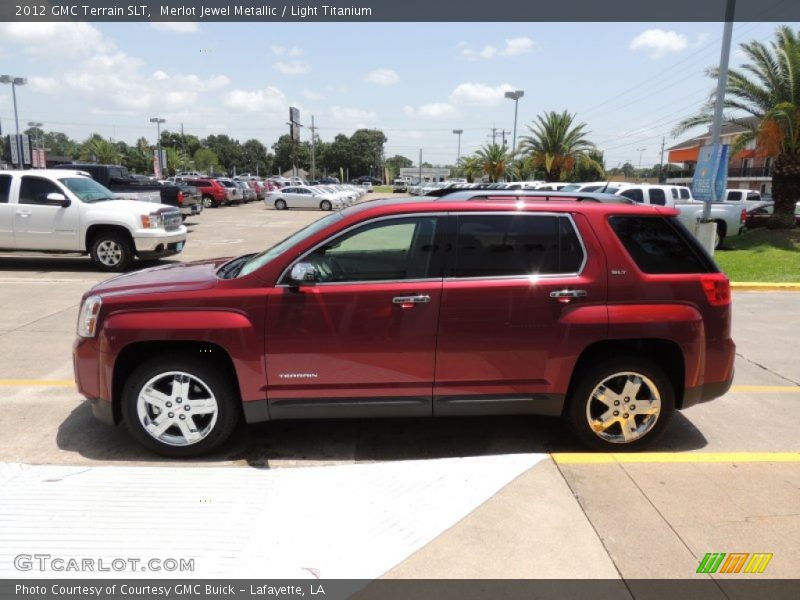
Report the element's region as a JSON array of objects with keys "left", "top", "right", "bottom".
[{"left": 3, "top": 0, "right": 799, "bottom": 22}]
